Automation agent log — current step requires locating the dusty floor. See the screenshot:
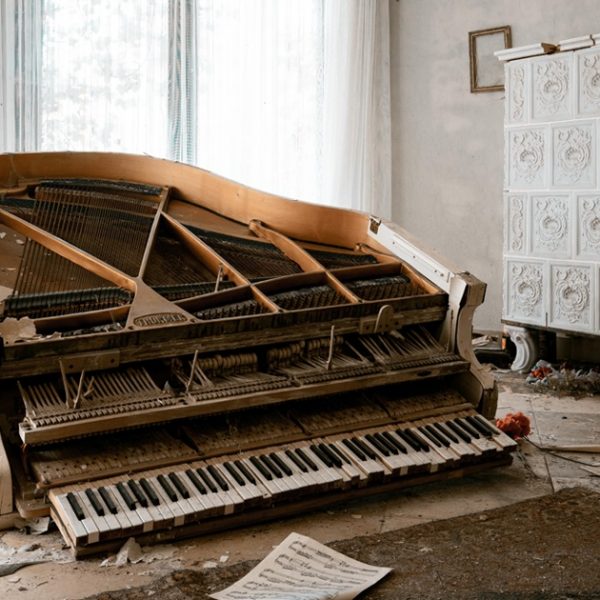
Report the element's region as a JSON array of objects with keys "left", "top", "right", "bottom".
[
  {"left": 1, "top": 369, "right": 599, "bottom": 600},
  {"left": 85, "top": 486, "right": 600, "bottom": 600}
]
